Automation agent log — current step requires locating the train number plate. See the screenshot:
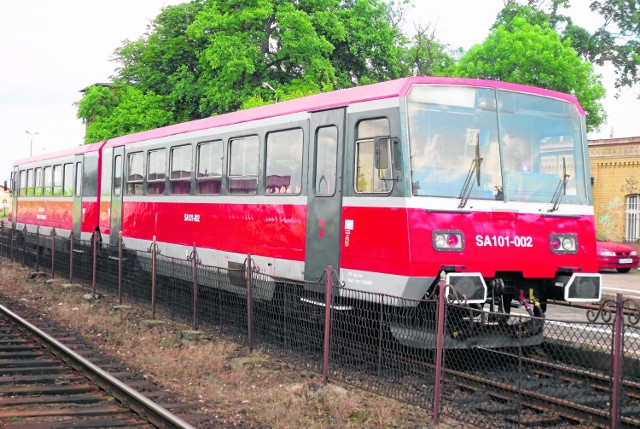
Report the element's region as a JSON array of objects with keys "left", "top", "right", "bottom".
[{"left": 619, "top": 258, "right": 633, "bottom": 264}]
